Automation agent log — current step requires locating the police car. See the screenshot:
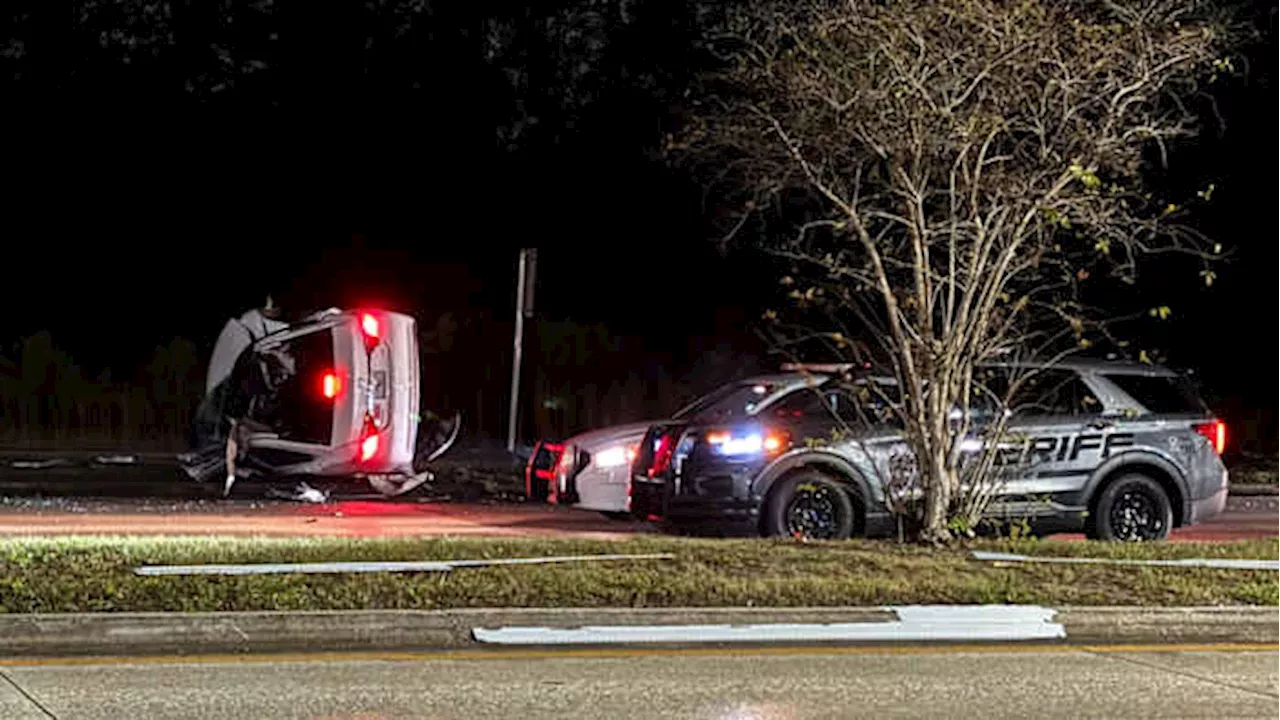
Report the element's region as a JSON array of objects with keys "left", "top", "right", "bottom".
[
  {"left": 629, "top": 359, "right": 1229, "bottom": 541},
  {"left": 527, "top": 372, "right": 837, "bottom": 518}
]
